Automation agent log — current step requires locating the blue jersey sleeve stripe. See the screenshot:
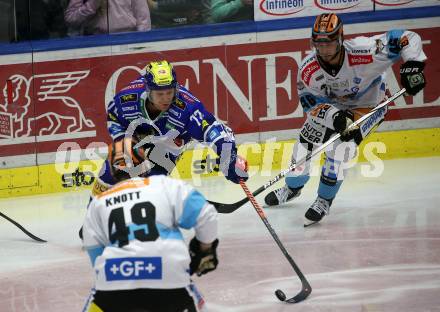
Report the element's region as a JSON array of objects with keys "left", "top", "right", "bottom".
[
  {"left": 167, "top": 116, "right": 185, "bottom": 128},
  {"left": 386, "top": 29, "right": 405, "bottom": 59},
  {"left": 178, "top": 190, "right": 206, "bottom": 229},
  {"left": 386, "top": 29, "right": 404, "bottom": 42},
  {"left": 156, "top": 223, "right": 184, "bottom": 240},
  {"left": 86, "top": 246, "right": 105, "bottom": 266},
  {"left": 126, "top": 223, "right": 184, "bottom": 241}
]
